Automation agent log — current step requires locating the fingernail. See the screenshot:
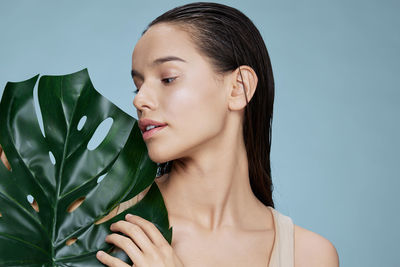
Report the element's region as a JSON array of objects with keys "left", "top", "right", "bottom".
[
  {"left": 126, "top": 214, "right": 133, "bottom": 218},
  {"left": 97, "top": 250, "right": 104, "bottom": 257}
]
